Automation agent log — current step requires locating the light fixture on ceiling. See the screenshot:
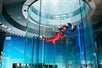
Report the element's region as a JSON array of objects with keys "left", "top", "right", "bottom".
[
  {"left": 0, "top": 24, "right": 11, "bottom": 31},
  {"left": 18, "top": 16, "right": 22, "bottom": 19},
  {"left": 7, "top": 28, "right": 11, "bottom": 31},
  {"left": 4, "top": 26, "right": 7, "bottom": 29},
  {"left": 1, "top": 24, "right": 5, "bottom": 27},
  {"left": 0, "top": 24, "right": 7, "bottom": 29}
]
